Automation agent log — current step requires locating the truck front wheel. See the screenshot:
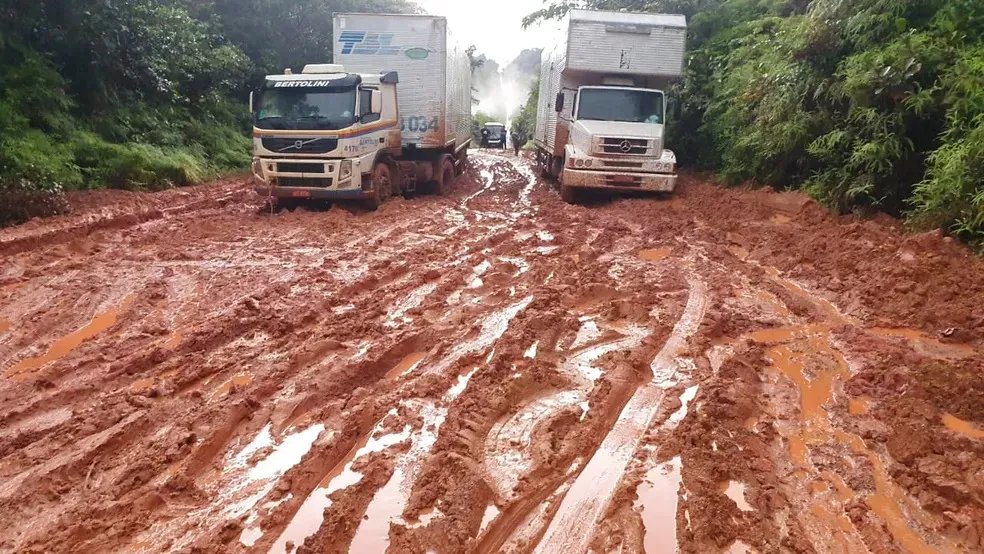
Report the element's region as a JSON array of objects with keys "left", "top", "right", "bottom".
[{"left": 367, "top": 162, "right": 393, "bottom": 210}]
